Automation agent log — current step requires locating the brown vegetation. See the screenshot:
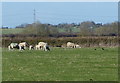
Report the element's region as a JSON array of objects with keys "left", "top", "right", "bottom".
[{"left": 2, "top": 36, "right": 119, "bottom": 48}]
